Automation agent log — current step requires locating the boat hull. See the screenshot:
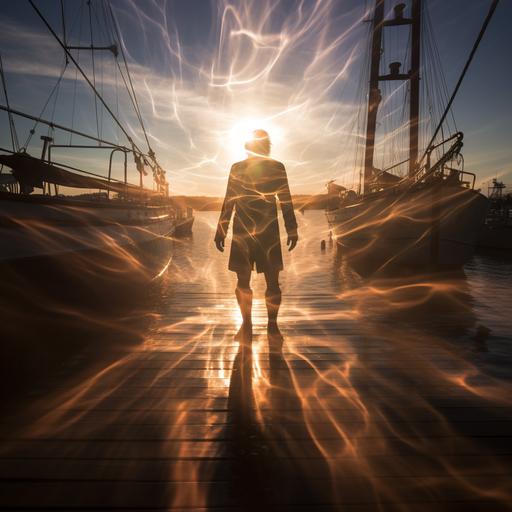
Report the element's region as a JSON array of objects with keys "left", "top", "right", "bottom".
[
  {"left": 0, "top": 192, "right": 176, "bottom": 261},
  {"left": 326, "top": 184, "right": 488, "bottom": 272},
  {"left": 0, "top": 234, "right": 173, "bottom": 412},
  {"left": 175, "top": 216, "right": 194, "bottom": 236},
  {"left": 477, "top": 225, "right": 512, "bottom": 250}
]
